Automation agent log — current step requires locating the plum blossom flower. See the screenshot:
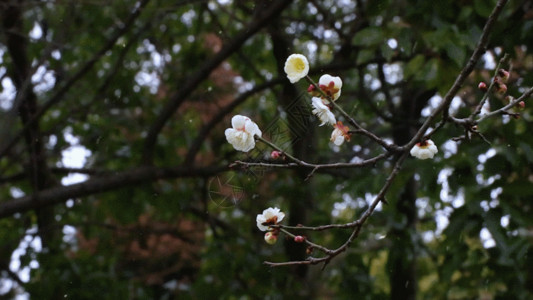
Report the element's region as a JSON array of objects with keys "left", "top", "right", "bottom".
[
  {"left": 410, "top": 139, "right": 438, "bottom": 160},
  {"left": 311, "top": 97, "right": 336, "bottom": 126},
  {"left": 284, "top": 54, "right": 309, "bottom": 83},
  {"left": 225, "top": 115, "right": 262, "bottom": 152},
  {"left": 330, "top": 121, "right": 351, "bottom": 146},
  {"left": 318, "top": 74, "right": 342, "bottom": 101},
  {"left": 256, "top": 207, "right": 285, "bottom": 232}
]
